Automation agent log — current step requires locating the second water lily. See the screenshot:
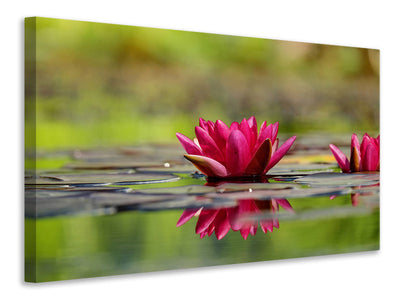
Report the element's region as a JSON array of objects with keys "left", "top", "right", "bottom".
[
  {"left": 329, "top": 133, "right": 380, "bottom": 172},
  {"left": 176, "top": 117, "right": 296, "bottom": 178}
]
